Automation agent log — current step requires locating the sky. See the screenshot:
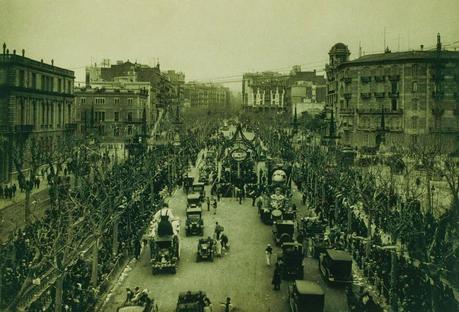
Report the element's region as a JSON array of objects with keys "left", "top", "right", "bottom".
[{"left": 1, "top": 0, "right": 459, "bottom": 91}]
